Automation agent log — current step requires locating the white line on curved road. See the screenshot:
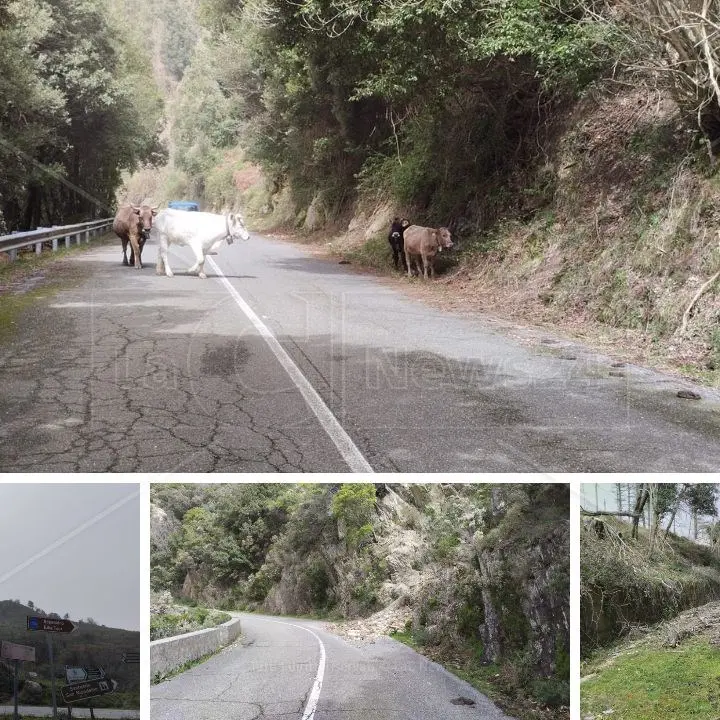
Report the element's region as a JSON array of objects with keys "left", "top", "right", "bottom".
[
  {"left": 264, "top": 618, "right": 327, "bottom": 720},
  {"left": 207, "top": 256, "right": 373, "bottom": 473}
]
